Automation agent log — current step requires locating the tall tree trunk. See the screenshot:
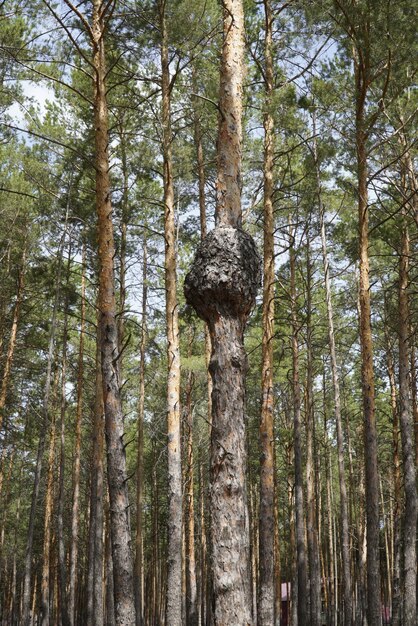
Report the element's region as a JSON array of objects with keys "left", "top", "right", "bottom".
[
  {"left": 355, "top": 54, "right": 381, "bottom": 626},
  {"left": 69, "top": 244, "right": 86, "bottom": 626},
  {"left": 185, "top": 1, "right": 260, "bottom": 623},
  {"left": 398, "top": 217, "right": 417, "bottom": 626},
  {"left": 305, "top": 238, "right": 321, "bottom": 626},
  {"left": 192, "top": 67, "right": 212, "bottom": 426},
  {"left": 198, "top": 462, "right": 207, "bottom": 626},
  {"left": 40, "top": 369, "right": 59, "bottom": 626},
  {"left": 192, "top": 72, "right": 212, "bottom": 626},
  {"left": 158, "top": 2, "right": 183, "bottom": 624},
  {"left": 184, "top": 365, "right": 198, "bottom": 626},
  {"left": 22, "top": 227, "right": 65, "bottom": 626},
  {"left": 105, "top": 494, "right": 116, "bottom": 626},
  {"left": 258, "top": 0, "right": 276, "bottom": 623},
  {"left": 134, "top": 235, "right": 147, "bottom": 626},
  {"left": 383, "top": 308, "right": 402, "bottom": 626},
  {"left": 57, "top": 248, "right": 71, "bottom": 626},
  {"left": 0, "top": 242, "right": 26, "bottom": 431},
  {"left": 91, "top": 2, "right": 135, "bottom": 623},
  {"left": 117, "top": 122, "right": 128, "bottom": 368},
  {"left": 289, "top": 220, "right": 308, "bottom": 626},
  {"left": 93, "top": 331, "right": 105, "bottom": 626},
  {"left": 318, "top": 161, "right": 352, "bottom": 625}
]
